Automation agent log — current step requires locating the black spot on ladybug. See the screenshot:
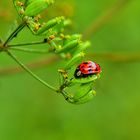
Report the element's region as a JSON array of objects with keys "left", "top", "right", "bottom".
[
  {"left": 88, "top": 69, "right": 92, "bottom": 72},
  {"left": 88, "top": 65, "right": 92, "bottom": 68},
  {"left": 83, "top": 62, "right": 88, "bottom": 64}
]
